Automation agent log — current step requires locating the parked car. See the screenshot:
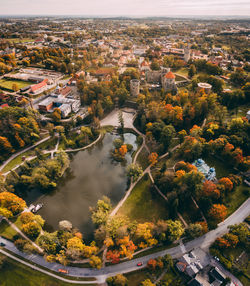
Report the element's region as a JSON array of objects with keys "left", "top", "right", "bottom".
[
  {"left": 137, "top": 262, "right": 143, "bottom": 266},
  {"left": 58, "top": 269, "right": 68, "bottom": 274}
]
